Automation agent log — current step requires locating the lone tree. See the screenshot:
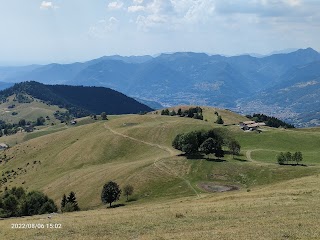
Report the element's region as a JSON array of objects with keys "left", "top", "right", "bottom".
[
  {"left": 101, "top": 181, "right": 121, "bottom": 207},
  {"left": 215, "top": 115, "right": 224, "bottom": 124},
  {"left": 228, "top": 140, "right": 241, "bottom": 159},
  {"left": 123, "top": 184, "right": 134, "bottom": 201},
  {"left": 101, "top": 112, "right": 107, "bottom": 120}
]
